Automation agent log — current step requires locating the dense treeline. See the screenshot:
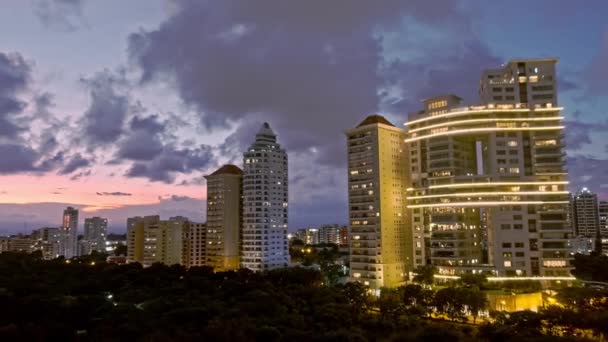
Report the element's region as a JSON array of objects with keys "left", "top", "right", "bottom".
[{"left": 0, "top": 252, "right": 606, "bottom": 341}]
